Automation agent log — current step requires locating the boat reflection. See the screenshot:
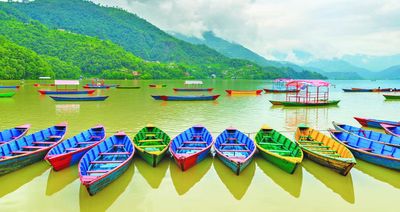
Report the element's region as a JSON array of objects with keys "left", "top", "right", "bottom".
[
  {"left": 355, "top": 160, "right": 400, "bottom": 189},
  {"left": 213, "top": 158, "right": 255, "bottom": 200},
  {"left": 271, "top": 106, "right": 331, "bottom": 130},
  {"left": 302, "top": 159, "right": 355, "bottom": 203},
  {"left": 0, "top": 161, "right": 49, "bottom": 198},
  {"left": 79, "top": 164, "right": 135, "bottom": 211},
  {"left": 55, "top": 104, "right": 80, "bottom": 114},
  {"left": 135, "top": 158, "right": 169, "bottom": 189},
  {"left": 46, "top": 165, "right": 79, "bottom": 196},
  {"left": 256, "top": 157, "right": 303, "bottom": 198},
  {"left": 170, "top": 157, "right": 212, "bottom": 195}
]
